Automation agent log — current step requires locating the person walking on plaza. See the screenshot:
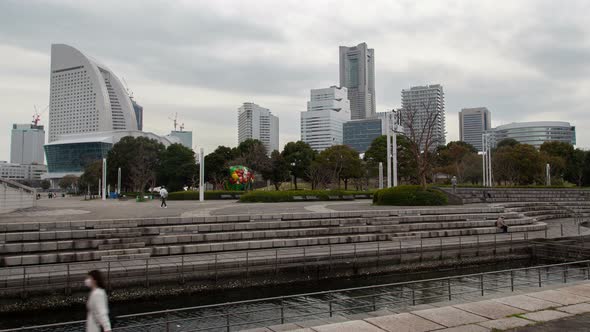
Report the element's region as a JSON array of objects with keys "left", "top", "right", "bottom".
[
  {"left": 160, "top": 186, "right": 168, "bottom": 208},
  {"left": 85, "top": 270, "right": 111, "bottom": 332},
  {"left": 451, "top": 176, "right": 457, "bottom": 194},
  {"left": 496, "top": 216, "right": 508, "bottom": 233}
]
